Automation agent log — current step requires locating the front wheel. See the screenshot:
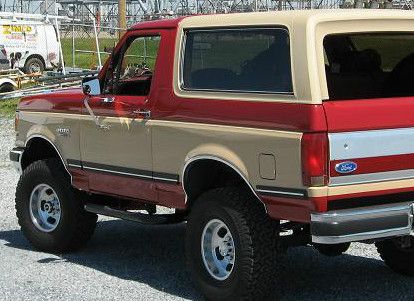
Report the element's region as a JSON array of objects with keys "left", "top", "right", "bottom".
[
  {"left": 15, "top": 159, "right": 97, "bottom": 253},
  {"left": 376, "top": 236, "right": 414, "bottom": 276},
  {"left": 186, "top": 187, "right": 281, "bottom": 300}
]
